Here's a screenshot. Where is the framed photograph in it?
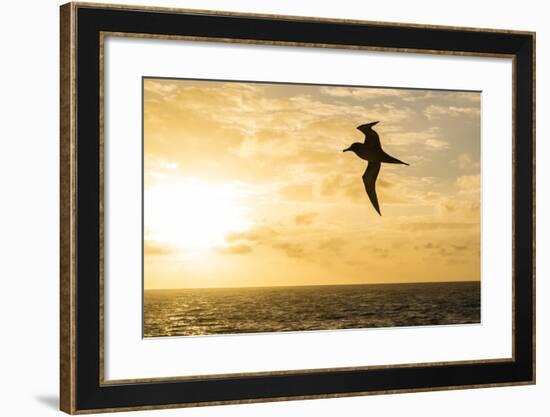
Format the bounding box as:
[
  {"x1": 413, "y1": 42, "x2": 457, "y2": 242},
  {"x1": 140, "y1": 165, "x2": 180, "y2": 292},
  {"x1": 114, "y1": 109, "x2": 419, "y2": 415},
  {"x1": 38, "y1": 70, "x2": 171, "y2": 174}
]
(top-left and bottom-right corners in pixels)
[{"x1": 60, "y1": 2, "x2": 535, "y2": 414}]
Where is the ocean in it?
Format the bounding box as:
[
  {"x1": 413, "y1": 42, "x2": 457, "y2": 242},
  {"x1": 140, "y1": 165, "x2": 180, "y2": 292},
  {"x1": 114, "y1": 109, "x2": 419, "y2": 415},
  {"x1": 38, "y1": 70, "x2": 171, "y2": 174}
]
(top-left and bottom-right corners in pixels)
[{"x1": 143, "y1": 281, "x2": 480, "y2": 337}]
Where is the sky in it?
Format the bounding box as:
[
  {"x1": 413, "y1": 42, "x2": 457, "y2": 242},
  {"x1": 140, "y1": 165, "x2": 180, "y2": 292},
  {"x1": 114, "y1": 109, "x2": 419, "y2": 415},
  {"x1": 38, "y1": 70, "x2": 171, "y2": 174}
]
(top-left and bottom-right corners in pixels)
[{"x1": 143, "y1": 78, "x2": 481, "y2": 290}]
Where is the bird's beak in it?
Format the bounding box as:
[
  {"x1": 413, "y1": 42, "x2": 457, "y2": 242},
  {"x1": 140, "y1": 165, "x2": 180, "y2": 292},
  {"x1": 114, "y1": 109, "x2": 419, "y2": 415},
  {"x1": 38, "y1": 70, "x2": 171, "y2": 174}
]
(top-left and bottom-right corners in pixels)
[{"x1": 342, "y1": 147, "x2": 350, "y2": 152}]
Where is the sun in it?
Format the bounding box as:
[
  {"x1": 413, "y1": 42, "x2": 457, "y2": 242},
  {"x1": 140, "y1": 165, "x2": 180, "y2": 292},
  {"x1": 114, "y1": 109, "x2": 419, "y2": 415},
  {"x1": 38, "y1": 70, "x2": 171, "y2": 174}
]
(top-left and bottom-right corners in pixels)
[{"x1": 145, "y1": 178, "x2": 250, "y2": 251}]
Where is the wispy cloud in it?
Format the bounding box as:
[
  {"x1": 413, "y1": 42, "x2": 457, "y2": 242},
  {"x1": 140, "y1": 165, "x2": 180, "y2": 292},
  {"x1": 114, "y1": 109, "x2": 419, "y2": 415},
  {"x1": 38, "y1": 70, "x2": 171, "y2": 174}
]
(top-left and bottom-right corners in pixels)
[
  {"x1": 144, "y1": 240, "x2": 173, "y2": 256},
  {"x1": 452, "y1": 153, "x2": 480, "y2": 170},
  {"x1": 456, "y1": 175, "x2": 480, "y2": 195},
  {"x1": 425, "y1": 104, "x2": 480, "y2": 120},
  {"x1": 216, "y1": 244, "x2": 253, "y2": 255},
  {"x1": 384, "y1": 126, "x2": 449, "y2": 150},
  {"x1": 319, "y1": 86, "x2": 410, "y2": 100},
  {"x1": 294, "y1": 212, "x2": 318, "y2": 226}
]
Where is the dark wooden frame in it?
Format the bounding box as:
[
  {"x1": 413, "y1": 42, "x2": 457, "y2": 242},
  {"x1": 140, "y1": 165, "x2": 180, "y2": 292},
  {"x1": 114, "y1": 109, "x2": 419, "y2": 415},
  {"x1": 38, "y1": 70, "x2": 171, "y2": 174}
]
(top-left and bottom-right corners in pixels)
[{"x1": 60, "y1": 2, "x2": 535, "y2": 414}]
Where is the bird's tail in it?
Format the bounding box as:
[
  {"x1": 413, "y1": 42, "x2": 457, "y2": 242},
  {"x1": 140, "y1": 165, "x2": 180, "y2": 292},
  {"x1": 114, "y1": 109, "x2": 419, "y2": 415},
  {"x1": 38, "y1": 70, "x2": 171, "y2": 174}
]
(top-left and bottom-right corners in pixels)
[{"x1": 382, "y1": 153, "x2": 409, "y2": 165}]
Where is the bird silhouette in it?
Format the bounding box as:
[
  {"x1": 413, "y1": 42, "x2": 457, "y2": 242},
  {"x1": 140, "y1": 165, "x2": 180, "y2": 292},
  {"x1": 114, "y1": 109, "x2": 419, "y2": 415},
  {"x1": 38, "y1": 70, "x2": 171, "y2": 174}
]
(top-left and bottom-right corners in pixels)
[{"x1": 343, "y1": 121, "x2": 409, "y2": 215}]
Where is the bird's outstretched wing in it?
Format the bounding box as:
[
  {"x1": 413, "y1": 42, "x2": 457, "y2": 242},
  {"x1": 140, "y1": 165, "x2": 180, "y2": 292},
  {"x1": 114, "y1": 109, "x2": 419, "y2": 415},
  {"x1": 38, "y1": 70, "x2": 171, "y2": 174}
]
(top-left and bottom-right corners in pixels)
[
  {"x1": 357, "y1": 121, "x2": 381, "y2": 150},
  {"x1": 362, "y1": 162, "x2": 382, "y2": 215}
]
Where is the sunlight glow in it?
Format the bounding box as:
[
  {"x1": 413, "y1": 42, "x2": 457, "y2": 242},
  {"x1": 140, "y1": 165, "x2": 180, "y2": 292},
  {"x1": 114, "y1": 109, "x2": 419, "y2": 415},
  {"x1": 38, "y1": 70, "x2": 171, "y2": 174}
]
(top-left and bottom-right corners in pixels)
[{"x1": 145, "y1": 178, "x2": 251, "y2": 250}]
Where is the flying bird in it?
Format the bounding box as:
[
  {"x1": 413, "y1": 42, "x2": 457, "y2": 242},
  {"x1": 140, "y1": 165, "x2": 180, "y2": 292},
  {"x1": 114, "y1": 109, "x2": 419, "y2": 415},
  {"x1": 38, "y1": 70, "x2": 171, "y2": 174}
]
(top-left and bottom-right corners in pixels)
[{"x1": 343, "y1": 121, "x2": 409, "y2": 215}]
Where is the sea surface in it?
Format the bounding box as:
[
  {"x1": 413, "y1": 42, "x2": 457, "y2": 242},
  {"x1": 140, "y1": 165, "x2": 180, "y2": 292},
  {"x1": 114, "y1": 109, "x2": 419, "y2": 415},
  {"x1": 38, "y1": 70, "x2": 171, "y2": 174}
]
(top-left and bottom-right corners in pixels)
[{"x1": 143, "y1": 281, "x2": 480, "y2": 337}]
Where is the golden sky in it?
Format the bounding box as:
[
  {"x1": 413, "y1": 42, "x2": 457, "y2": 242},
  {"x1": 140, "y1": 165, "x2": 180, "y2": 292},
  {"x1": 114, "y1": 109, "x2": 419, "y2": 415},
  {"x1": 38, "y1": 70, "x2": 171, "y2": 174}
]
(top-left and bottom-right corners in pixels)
[{"x1": 143, "y1": 78, "x2": 480, "y2": 289}]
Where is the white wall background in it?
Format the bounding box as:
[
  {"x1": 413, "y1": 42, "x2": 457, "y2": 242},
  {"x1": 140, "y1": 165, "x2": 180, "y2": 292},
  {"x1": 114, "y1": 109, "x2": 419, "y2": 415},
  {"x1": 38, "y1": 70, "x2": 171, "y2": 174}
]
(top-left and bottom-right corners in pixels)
[{"x1": 0, "y1": 1, "x2": 545, "y2": 416}]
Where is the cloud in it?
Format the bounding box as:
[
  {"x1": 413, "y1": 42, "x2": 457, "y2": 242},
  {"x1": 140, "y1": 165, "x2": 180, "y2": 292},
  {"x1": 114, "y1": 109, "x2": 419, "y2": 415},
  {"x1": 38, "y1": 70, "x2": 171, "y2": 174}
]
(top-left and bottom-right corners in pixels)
[
  {"x1": 319, "y1": 86, "x2": 455, "y2": 105},
  {"x1": 452, "y1": 153, "x2": 480, "y2": 170},
  {"x1": 224, "y1": 222, "x2": 343, "y2": 261},
  {"x1": 377, "y1": 178, "x2": 395, "y2": 189},
  {"x1": 145, "y1": 80, "x2": 417, "y2": 153},
  {"x1": 278, "y1": 183, "x2": 315, "y2": 201},
  {"x1": 225, "y1": 226, "x2": 275, "y2": 243},
  {"x1": 318, "y1": 238, "x2": 345, "y2": 253},
  {"x1": 384, "y1": 126, "x2": 449, "y2": 150},
  {"x1": 294, "y1": 212, "x2": 318, "y2": 226},
  {"x1": 399, "y1": 222, "x2": 478, "y2": 231},
  {"x1": 414, "y1": 242, "x2": 473, "y2": 253},
  {"x1": 319, "y1": 86, "x2": 409, "y2": 100},
  {"x1": 144, "y1": 240, "x2": 173, "y2": 255},
  {"x1": 144, "y1": 156, "x2": 179, "y2": 175},
  {"x1": 144, "y1": 80, "x2": 178, "y2": 97},
  {"x1": 318, "y1": 172, "x2": 375, "y2": 203},
  {"x1": 225, "y1": 226, "x2": 306, "y2": 258},
  {"x1": 424, "y1": 138, "x2": 450, "y2": 150},
  {"x1": 273, "y1": 241, "x2": 306, "y2": 258},
  {"x1": 216, "y1": 244, "x2": 253, "y2": 255},
  {"x1": 456, "y1": 175, "x2": 480, "y2": 194},
  {"x1": 368, "y1": 245, "x2": 391, "y2": 259},
  {"x1": 425, "y1": 104, "x2": 480, "y2": 120},
  {"x1": 437, "y1": 197, "x2": 480, "y2": 218}
]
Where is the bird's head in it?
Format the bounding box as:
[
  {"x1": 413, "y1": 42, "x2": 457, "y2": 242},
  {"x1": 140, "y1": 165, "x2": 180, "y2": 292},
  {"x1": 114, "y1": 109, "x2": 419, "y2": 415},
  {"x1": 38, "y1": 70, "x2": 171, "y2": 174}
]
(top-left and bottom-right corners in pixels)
[{"x1": 342, "y1": 142, "x2": 362, "y2": 154}]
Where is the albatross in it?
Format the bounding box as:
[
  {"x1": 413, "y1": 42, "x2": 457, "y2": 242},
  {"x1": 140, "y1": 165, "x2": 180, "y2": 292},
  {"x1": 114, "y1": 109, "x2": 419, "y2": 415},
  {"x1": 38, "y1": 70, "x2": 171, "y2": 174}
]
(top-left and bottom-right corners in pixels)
[{"x1": 343, "y1": 121, "x2": 409, "y2": 215}]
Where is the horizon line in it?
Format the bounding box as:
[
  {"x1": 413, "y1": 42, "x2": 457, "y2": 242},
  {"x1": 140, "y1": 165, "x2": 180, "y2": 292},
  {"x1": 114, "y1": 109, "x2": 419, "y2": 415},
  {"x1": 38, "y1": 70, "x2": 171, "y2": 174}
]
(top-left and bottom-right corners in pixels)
[{"x1": 144, "y1": 279, "x2": 480, "y2": 292}]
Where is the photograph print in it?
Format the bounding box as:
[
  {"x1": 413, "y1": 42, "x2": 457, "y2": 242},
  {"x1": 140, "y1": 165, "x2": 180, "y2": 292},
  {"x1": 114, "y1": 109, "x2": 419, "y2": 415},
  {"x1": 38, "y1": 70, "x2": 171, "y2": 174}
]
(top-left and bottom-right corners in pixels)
[{"x1": 143, "y1": 78, "x2": 481, "y2": 338}]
